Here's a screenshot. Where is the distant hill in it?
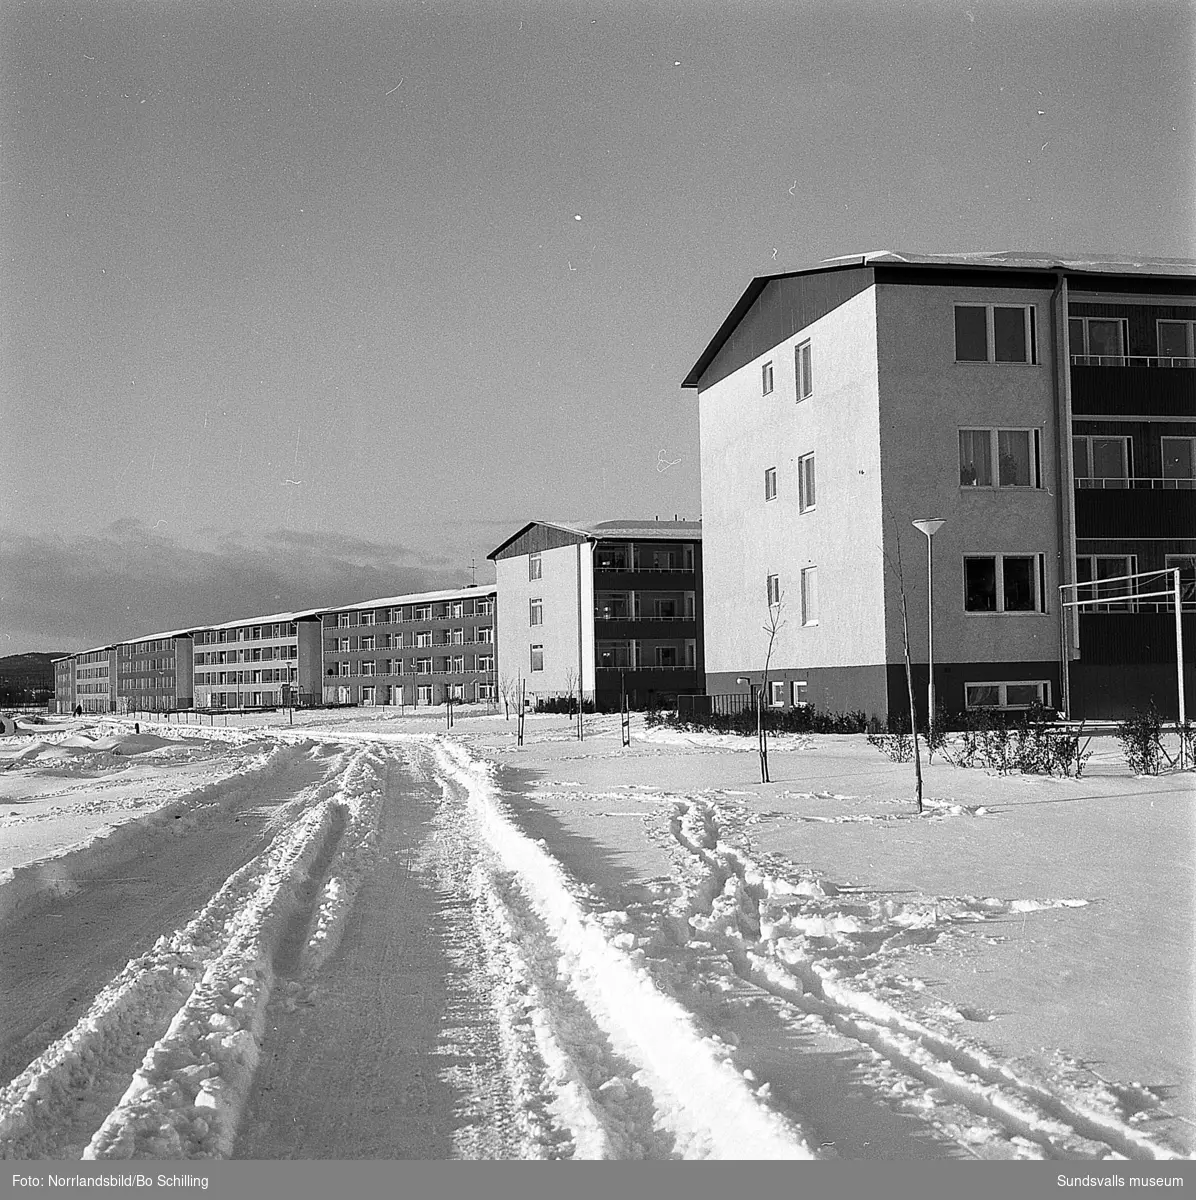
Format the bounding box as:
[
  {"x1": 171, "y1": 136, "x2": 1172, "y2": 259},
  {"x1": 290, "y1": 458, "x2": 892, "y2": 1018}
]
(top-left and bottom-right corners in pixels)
[{"x1": 0, "y1": 652, "x2": 65, "y2": 705}]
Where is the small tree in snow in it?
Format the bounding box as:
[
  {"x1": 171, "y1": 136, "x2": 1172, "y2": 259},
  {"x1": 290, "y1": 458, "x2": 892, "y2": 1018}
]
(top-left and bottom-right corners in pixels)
[
  {"x1": 498, "y1": 673, "x2": 520, "y2": 720},
  {"x1": 758, "y1": 594, "x2": 785, "y2": 784},
  {"x1": 885, "y1": 515, "x2": 924, "y2": 814}
]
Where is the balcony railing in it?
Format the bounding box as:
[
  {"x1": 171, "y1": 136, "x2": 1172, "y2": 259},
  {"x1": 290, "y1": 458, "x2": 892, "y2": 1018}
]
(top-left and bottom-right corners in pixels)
[
  {"x1": 1076, "y1": 476, "x2": 1195, "y2": 490},
  {"x1": 594, "y1": 613, "x2": 694, "y2": 622},
  {"x1": 1071, "y1": 354, "x2": 1196, "y2": 368},
  {"x1": 596, "y1": 663, "x2": 699, "y2": 671}
]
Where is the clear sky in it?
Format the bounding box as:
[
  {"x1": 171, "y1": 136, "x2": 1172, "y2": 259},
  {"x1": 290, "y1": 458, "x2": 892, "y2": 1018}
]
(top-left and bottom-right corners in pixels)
[{"x1": 3, "y1": 0, "x2": 1193, "y2": 653}]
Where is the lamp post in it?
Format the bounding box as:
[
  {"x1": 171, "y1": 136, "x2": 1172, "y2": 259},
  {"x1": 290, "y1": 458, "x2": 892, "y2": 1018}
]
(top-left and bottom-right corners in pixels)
[{"x1": 912, "y1": 519, "x2": 946, "y2": 738}]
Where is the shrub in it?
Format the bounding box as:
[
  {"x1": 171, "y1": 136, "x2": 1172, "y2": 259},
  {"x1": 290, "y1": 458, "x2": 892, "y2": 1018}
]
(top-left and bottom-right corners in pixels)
[
  {"x1": 866, "y1": 729, "x2": 913, "y2": 762},
  {"x1": 653, "y1": 705, "x2": 868, "y2": 737},
  {"x1": 954, "y1": 703, "x2": 1090, "y2": 778},
  {"x1": 1116, "y1": 705, "x2": 1165, "y2": 776}
]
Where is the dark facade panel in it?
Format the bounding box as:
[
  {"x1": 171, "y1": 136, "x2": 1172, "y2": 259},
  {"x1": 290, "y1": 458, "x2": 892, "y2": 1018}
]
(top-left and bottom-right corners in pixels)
[
  {"x1": 1074, "y1": 489, "x2": 1196, "y2": 540},
  {"x1": 872, "y1": 265, "x2": 1057, "y2": 292},
  {"x1": 491, "y1": 523, "x2": 588, "y2": 561},
  {"x1": 1077, "y1": 612, "x2": 1196, "y2": 665},
  {"x1": 1070, "y1": 366, "x2": 1196, "y2": 417},
  {"x1": 1070, "y1": 663, "x2": 1194, "y2": 719},
  {"x1": 696, "y1": 268, "x2": 874, "y2": 392}
]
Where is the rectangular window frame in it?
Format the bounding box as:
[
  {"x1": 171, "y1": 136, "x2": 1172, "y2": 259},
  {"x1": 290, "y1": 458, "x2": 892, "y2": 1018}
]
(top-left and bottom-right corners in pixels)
[
  {"x1": 762, "y1": 360, "x2": 774, "y2": 395},
  {"x1": 963, "y1": 553, "x2": 1048, "y2": 615},
  {"x1": 768, "y1": 680, "x2": 785, "y2": 708},
  {"x1": 1073, "y1": 435, "x2": 1132, "y2": 488},
  {"x1": 530, "y1": 644, "x2": 544, "y2": 672},
  {"x1": 529, "y1": 550, "x2": 543, "y2": 581},
  {"x1": 1157, "y1": 318, "x2": 1196, "y2": 361},
  {"x1": 1070, "y1": 316, "x2": 1128, "y2": 361},
  {"x1": 798, "y1": 452, "x2": 816, "y2": 512},
  {"x1": 964, "y1": 680, "x2": 1051, "y2": 711},
  {"x1": 955, "y1": 303, "x2": 1038, "y2": 364},
  {"x1": 764, "y1": 466, "x2": 778, "y2": 502},
  {"x1": 795, "y1": 340, "x2": 812, "y2": 401},
  {"x1": 800, "y1": 566, "x2": 819, "y2": 626},
  {"x1": 766, "y1": 573, "x2": 781, "y2": 608},
  {"x1": 1161, "y1": 436, "x2": 1196, "y2": 486},
  {"x1": 959, "y1": 427, "x2": 1042, "y2": 489}
]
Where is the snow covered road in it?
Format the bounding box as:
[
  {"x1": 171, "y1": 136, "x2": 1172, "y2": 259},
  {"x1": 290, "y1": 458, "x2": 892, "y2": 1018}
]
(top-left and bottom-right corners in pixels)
[{"x1": 0, "y1": 715, "x2": 1189, "y2": 1161}]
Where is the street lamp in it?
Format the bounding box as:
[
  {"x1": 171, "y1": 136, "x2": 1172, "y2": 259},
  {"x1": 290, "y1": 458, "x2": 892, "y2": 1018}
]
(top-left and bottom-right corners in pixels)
[{"x1": 912, "y1": 518, "x2": 946, "y2": 737}]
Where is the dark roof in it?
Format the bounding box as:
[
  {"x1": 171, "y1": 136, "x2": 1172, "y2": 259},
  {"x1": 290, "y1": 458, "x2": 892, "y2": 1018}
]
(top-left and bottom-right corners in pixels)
[
  {"x1": 682, "y1": 249, "x2": 1196, "y2": 389},
  {"x1": 488, "y1": 519, "x2": 701, "y2": 560}
]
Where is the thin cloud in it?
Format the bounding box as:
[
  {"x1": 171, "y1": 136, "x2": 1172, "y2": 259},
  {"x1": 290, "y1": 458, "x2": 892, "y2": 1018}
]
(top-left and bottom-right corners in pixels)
[{"x1": 0, "y1": 526, "x2": 468, "y2": 653}]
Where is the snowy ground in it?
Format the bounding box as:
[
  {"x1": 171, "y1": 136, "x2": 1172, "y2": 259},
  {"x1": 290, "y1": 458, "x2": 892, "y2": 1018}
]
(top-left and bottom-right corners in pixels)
[{"x1": 0, "y1": 708, "x2": 1191, "y2": 1160}]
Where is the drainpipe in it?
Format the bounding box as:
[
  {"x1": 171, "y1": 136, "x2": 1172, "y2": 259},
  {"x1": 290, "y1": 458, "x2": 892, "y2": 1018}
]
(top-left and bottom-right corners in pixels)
[{"x1": 1052, "y1": 269, "x2": 1079, "y2": 717}]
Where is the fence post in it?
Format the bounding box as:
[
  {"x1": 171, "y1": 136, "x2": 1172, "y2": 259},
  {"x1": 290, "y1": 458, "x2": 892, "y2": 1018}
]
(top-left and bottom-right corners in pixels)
[{"x1": 1176, "y1": 568, "x2": 1187, "y2": 770}]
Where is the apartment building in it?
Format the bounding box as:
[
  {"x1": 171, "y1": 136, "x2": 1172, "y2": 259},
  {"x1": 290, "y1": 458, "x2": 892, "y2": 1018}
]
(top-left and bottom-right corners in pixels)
[
  {"x1": 320, "y1": 586, "x2": 497, "y2": 707},
  {"x1": 488, "y1": 520, "x2": 703, "y2": 710},
  {"x1": 72, "y1": 647, "x2": 118, "y2": 713},
  {"x1": 54, "y1": 656, "x2": 76, "y2": 713},
  {"x1": 684, "y1": 251, "x2": 1195, "y2": 721},
  {"x1": 115, "y1": 631, "x2": 196, "y2": 713},
  {"x1": 192, "y1": 610, "x2": 324, "y2": 710}
]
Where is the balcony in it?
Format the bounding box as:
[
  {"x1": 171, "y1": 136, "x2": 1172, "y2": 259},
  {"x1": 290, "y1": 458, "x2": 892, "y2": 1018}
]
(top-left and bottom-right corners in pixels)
[
  {"x1": 1070, "y1": 363, "x2": 1196, "y2": 418},
  {"x1": 1074, "y1": 484, "x2": 1196, "y2": 539}
]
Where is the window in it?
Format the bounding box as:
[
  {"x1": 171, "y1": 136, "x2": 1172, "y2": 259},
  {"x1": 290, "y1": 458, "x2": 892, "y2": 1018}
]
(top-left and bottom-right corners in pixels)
[
  {"x1": 359, "y1": 611, "x2": 375, "y2": 626},
  {"x1": 655, "y1": 645, "x2": 678, "y2": 667},
  {"x1": 965, "y1": 681, "x2": 1050, "y2": 710},
  {"x1": 389, "y1": 659, "x2": 404, "y2": 675},
  {"x1": 791, "y1": 680, "x2": 809, "y2": 707},
  {"x1": 338, "y1": 613, "x2": 350, "y2": 628},
  {"x1": 955, "y1": 304, "x2": 1037, "y2": 363},
  {"x1": 529, "y1": 551, "x2": 542, "y2": 581},
  {"x1": 959, "y1": 428, "x2": 1042, "y2": 488},
  {"x1": 529, "y1": 598, "x2": 543, "y2": 626},
  {"x1": 764, "y1": 467, "x2": 777, "y2": 501},
  {"x1": 1069, "y1": 316, "x2": 1127, "y2": 360},
  {"x1": 1158, "y1": 319, "x2": 1196, "y2": 361},
  {"x1": 477, "y1": 627, "x2": 494, "y2": 643},
  {"x1": 417, "y1": 685, "x2": 433, "y2": 706},
  {"x1": 359, "y1": 635, "x2": 375, "y2": 651},
  {"x1": 964, "y1": 554, "x2": 1046, "y2": 613},
  {"x1": 451, "y1": 628, "x2": 464, "y2": 644},
  {"x1": 1076, "y1": 555, "x2": 1137, "y2": 611},
  {"x1": 413, "y1": 604, "x2": 432, "y2": 621},
  {"x1": 798, "y1": 453, "x2": 816, "y2": 511},
  {"x1": 450, "y1": 601, "x2": 464, "y2": 618},
  {"x1": 1073, "y1": 436, "x2": 1131, "y2": 488},
  {"x1": 800, "y1": 567, "x2": 819, "y2": 625},
  {"x1": 360, "y1": 661, "x2": 376, "y2": 676},
  {"x1": 338, "y1": 662, "x2": 351, "y2": 677},
  {"x1": 449, "y1": 655, "x2": 465, "y2": 673},
  {"x1": 477, "y1": 654, "x2": 494, "y2": 673},
  {"x1": 361, "y1": 686, "x2": 376, "y2": 705},
  {"x1": 530, "y1": 645, "x2": 544, "y2": 672},
  {"x1": 769, "y1": 680, "x2": 785, "y2": 707},
  {"x1": 415, "y1": 630, "x2": 432, "y2": 647},
  {"x1": 766, "y1": 573, "x2": 781, "y2": 608},
  {"x1": 597, "y1": 641, "x2": 633, "y2": 668},
  {"x1": 416, "y1": 658, "x2": 432, "y2": 675},
  {"x1": 762, "y1": 361, "x2": 774, "y2": 394},
  {"x1": 1161, "y1": 437, "x2": 1195, "y2": 487},
  {"x1": 795, "y1": 340, "x2": 813, "y2": 401}
]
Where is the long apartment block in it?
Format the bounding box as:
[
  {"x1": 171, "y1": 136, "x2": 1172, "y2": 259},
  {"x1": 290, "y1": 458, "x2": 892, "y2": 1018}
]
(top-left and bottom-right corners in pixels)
[
  {"x1": 684, "y1": 251, "x2": 1195, "y2": 722},
  {"x1": 51, "y1": 586, "x2": 498, "y2": 714},
  {"x1": 320, "y1": 587, "x2": 497, "y2": 707}
]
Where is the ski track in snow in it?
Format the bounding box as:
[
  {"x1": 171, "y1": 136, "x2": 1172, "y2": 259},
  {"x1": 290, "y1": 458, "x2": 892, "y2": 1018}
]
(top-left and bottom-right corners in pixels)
[{"x1": 0, "y1": 721, "x2": 1187, "y2": 1161}]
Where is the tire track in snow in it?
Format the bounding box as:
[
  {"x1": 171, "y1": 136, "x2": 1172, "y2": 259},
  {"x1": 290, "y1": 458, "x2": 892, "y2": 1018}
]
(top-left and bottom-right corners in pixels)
[
  {"x1": 429, "y1": 739, "x2": 818, "y2": 1160},
  {"x1": 667, "y1": 796, "x2": 1184, "y2": 1162},
  {"x1": 0, "y1": 747, "x2": 371, "y2": 1160}
]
